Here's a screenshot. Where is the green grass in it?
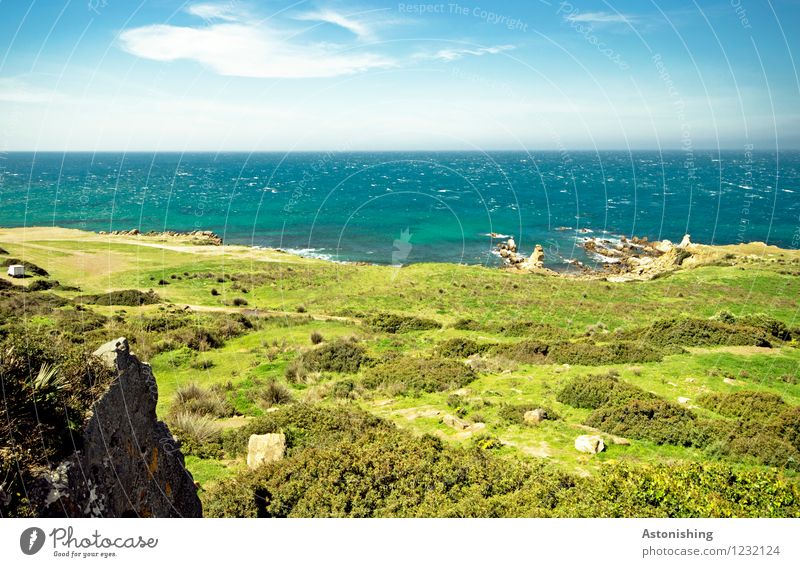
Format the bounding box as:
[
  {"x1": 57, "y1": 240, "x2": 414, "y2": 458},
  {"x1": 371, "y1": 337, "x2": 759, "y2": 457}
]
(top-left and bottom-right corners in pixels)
[{"x1": 3, "y1": 228, "x2": 799, "y2": 488}]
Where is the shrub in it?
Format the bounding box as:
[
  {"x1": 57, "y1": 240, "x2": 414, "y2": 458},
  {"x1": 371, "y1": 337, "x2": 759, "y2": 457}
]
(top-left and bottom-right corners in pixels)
[
  {"x1": 492, "y1": 340, "x2": 550, "y2": 364},
  {"x1": 205, "y1": 404, "x2": 800, "y2": 518},
  {"x1": 170, "y1": 382, "x2": 233, "y2": 418},
  {"x1": 557, "y1": 373, "x2": 656, "y2": 410},
  {"x1": 231, "y1": 297, "x2": 248, "y2": 307},
  {"x1": 0, "y1": 329, "x2": 115, "y2": 515},
  {"x1": 167, "y1": 411, "x2": 223, "y2": 458},
  {"x1": 300, "y1": 339, "x2": 369, "y2": 374},
  {"x1": 494, "y1": 321, "x2": 565, "y2": 340},
  {"x1": 26, "y1": 279, "x2": 58, "y2": 292},
  {"x1": 727, "y1": 432, "x2": 800, "y2": 469},
  {"x1": 253, "y1": 380, "x2": 294, "y2": 408},
  {"x1": 365, "y1": 312, "x2": 441, "y2": 333},
  {"x1": 171, "y1": 326, "x2": 224, "y2": 351},
  {"x1": 285, "y1": 358, "x2": 309, "y2": 384},
  {"x1": 768, "y1": 406, "x2": 800, "y2": 452},
  {"x1": 697, "y1": 390, "x2": 787, "y2": 420},
  {"x1": 190, "y1": 358, "x2": 215, "y2": 370},
  {"x1": 310, "y1": 331, "x2": 324, "y2": 344},
  {"x1": 585, "y1": 399, "x2": 699, "y2": 446},
  {"x1": 547, "y1": 341, "x2": 664, "y2": 365},
  {"x1": 210, "y1": 288, "x2": 219, "y2": 296},
  {"x1": 362, "y1": 356, "x2": 476, "y2": 394},
  {"x1": 452, "y1": 318, "x2": 482, "y2": 331},
  {"x1": 622, "y1": 317, "x2": 772, "y2": 347},
  {"x1": 157, "y1": 279, "x2": 170, "y2": 286},
  {"x1": 330, "y1": 379, "x2": 356, "y2": 399},
  {"x1": 437, "y1": 337, "x2": 489, "y2": 358}
]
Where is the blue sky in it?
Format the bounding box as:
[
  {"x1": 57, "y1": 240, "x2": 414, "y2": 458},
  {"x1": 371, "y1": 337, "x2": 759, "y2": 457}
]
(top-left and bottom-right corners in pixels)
[{"x1": 0, "y1": 0, "x2": 798, "y2": 150}]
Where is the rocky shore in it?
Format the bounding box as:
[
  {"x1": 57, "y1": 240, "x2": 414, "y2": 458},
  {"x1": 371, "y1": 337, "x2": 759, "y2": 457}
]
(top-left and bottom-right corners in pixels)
[
  {"x1": 494, "y1": 233, "x2": 730, "y2": 281},
  {"x1": 98, "y1": 228, "x2": 223, "y2": 246}
]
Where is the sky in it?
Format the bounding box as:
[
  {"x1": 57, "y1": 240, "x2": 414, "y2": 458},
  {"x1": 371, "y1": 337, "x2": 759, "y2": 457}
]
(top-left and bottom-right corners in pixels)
[{"x1": 0, "y1": 0, "x2": 798, "y2": 151}]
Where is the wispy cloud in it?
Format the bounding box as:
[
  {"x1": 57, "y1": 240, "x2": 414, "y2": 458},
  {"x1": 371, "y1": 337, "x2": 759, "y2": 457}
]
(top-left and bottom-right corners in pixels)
[
  {"x1": 186, "y1": 3, "x2": 243, "y2": 22},
  {"x1": 425, "y1": 45, "x2": 515, "y2": 63},
  {"x1": 119, "y1": 4, "x2": 392, "y2": 78},
  {"x1": 294, "y1": 9, "x2": 375, "y2": 41},
  {"x1": 0, "y1": 77, "x2": 60, "y2": 103},
  {"x1": 564, "y1": 11, "x2": 636, "y2": 25}
]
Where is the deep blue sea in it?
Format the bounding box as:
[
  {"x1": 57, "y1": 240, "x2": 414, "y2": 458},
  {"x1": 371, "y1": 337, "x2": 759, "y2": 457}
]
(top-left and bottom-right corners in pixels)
[{"x1": 1, "y1": 151, "x2": 798, "y2": 269}]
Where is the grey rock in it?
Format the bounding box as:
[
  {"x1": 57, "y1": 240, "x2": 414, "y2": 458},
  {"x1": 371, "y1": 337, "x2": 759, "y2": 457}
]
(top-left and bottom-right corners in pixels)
[{"x1": 31, "y1": 337, "x2": 202, "y2": 517}]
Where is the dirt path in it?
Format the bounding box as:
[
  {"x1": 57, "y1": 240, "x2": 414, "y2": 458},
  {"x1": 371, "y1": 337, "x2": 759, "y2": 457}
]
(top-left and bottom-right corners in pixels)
[{"x1": 183, "y1": 303, "x2": 359, "y2": 324}]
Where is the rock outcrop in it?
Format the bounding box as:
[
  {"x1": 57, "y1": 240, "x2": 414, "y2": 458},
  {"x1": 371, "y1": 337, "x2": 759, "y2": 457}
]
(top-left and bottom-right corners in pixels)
[{"x1": 29, "y1": 338, "x2": 202, "y2": 517}]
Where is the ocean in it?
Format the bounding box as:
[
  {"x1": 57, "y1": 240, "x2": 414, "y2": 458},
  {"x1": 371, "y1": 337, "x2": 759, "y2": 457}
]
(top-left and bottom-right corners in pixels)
[{"x1": 1, "y1": 151, "x2": 798, "y2": 269}]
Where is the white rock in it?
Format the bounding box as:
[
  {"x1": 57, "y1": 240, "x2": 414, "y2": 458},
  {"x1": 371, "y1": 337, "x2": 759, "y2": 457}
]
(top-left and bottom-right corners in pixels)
[
  {"x1": 574, "y1": 435, "x2": 605, "y2": 454},
  {"x1": 678, "y1": 397, "x2": 690, "y2": 404},
  {"x1": 523, "y1": 409, "x2": 547, "y2": 425},
  {"x1": 247, "y1": 433, "x2": 286, "y2": 469}
]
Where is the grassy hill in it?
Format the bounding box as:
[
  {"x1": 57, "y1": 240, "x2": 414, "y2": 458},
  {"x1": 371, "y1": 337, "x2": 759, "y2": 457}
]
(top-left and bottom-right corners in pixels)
[{"x1": 2, "y1": 226, "x2": 799, "y2": 517}]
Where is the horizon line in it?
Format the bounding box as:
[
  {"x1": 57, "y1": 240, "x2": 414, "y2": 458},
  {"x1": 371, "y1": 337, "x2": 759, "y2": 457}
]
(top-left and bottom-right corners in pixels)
[{"x1": 3, "y1": 148, "x2": 799, "y2": 154}]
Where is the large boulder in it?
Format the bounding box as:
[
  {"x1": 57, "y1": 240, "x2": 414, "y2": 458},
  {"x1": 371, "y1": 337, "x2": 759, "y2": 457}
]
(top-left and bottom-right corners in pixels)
[
  {"x1": 247, "y1": 433, "x2": 287, "y2": 469},
  {"x1": 523, "y1": 408, "x2": 547, "y2": 425},
  {"x1": 574, "y1": 435, "x2": 605, "y2": 454},
  {"x1": 29, "y1": 338, "x2": 202, "y2": 517}
]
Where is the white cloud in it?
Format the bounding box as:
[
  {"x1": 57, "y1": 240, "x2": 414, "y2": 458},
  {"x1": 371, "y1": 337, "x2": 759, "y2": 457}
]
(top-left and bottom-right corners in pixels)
[
  {"x1": 425, "y1": 45, "x2": 515, "y2": 63},
  {"x1": 294, "y1": 9, "x2": 375, "y2": 41},
  {"x1": 186, "y1": 3, "x2": 243, "y2": 22},
  {"x1": 119, "y1": 20, "x2": 393, "y2": 79},
  {"x1": 565, "y1": 11, "x2": 636, "y2": 25}
]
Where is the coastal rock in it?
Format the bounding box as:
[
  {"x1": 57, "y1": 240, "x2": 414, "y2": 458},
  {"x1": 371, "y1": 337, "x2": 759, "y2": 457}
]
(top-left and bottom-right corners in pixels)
[
  {"x1": 574, "y1": 435, "x2": 605, "y2": 454},
  {"x1": 29, "y1": 337, "x2": 202, "y2": 518},
  {"x1": 247, "y1": 433, "x2": 287, "y2": 469},
  {"x1": 678, "y1": 234, "x2": 692, "y2": 248},
  {"x1": 530, "y1": 244, "x2": 545, "y2": 269}
]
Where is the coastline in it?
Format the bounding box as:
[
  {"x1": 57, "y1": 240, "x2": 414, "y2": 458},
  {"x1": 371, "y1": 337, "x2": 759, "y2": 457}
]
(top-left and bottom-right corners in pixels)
[{"x1": 2, "y1": 225, "x2": 799, "y2": 283}]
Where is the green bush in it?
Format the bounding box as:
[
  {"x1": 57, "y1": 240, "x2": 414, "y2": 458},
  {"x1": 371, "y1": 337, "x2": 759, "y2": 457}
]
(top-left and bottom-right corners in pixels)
[
  {"x1": 436, "y1": 337, "x2": 490, "y2": 358},
  {"x1": 365, "y1": 312, "x2": 441, "y2": 333},
  {"x1": 584, "y1": 399, "x2": 700, "y2": 446},
  {"x1": 452, "y1": 318, "x2": 482, "y2": 331},
  {"x1": 698, "y1": 390, "x2": 788, "y2": 420},
  {"x1": 362, "y1": 356, "x2": 476, "y2": 394},
  {"x1": 492, "y1": 340, "x2": 550, "y2": 364},
  {"x1": 300, "y1": 339, "x2": 369, "y2": 373},
  {"x1": 557, "y1": 373, "x2": 656, "y2": 409},
  {"x1": 622, "y1": 317, "x2": 772, "y2": 347},
  {"x1": 547, "y1": 341, "x2": 664, "y2": 365},
  {"x1": 768, "y1": 406, "x2": 800, "y2": 452},
  {"x1": 205, "y1": 403, "x2": 800, "y2": 518},
  {"x1": 0, "y1": 329, "x2": 115, "y2": 516},
  {"x1": 252, "y1": 380, "x2": 294, "y2": 408},
  {"x1": 494, "y1": 321, "x2": 565, "y2": 340},
  {"x1": 75, "y1": 289, "x2": 160, "y2": 306}
]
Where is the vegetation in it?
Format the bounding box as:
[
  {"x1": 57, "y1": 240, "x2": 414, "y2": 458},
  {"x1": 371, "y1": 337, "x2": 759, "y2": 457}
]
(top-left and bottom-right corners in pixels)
[{"x1": 3, "y1": 228, "x2": 800, "y2": 518}]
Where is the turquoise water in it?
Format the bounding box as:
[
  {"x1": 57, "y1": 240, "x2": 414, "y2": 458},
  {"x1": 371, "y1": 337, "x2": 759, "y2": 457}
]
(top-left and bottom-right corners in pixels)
[{"x1": 1, "y1": 151, "x2": 798, "y2": 268}]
